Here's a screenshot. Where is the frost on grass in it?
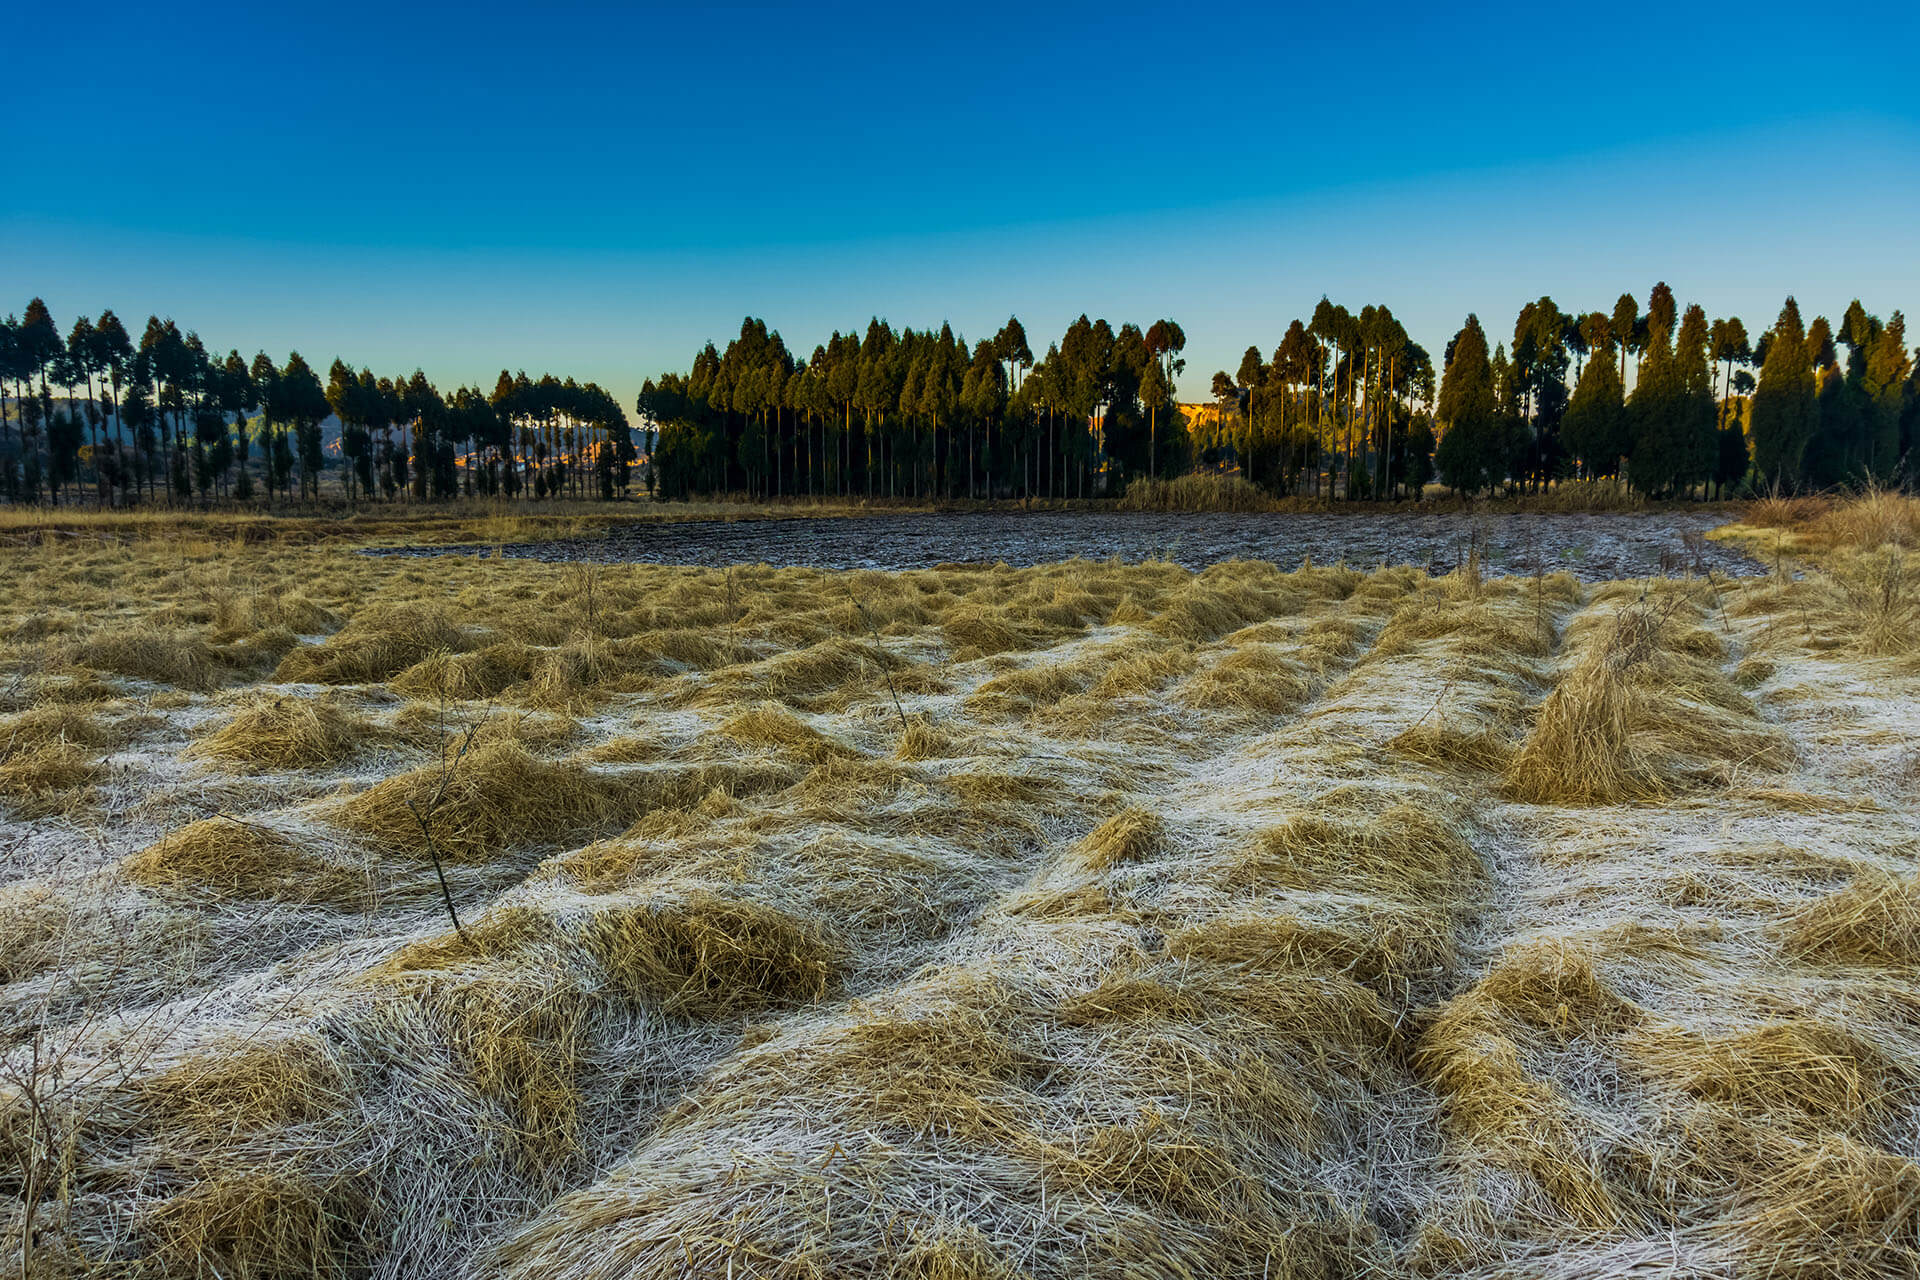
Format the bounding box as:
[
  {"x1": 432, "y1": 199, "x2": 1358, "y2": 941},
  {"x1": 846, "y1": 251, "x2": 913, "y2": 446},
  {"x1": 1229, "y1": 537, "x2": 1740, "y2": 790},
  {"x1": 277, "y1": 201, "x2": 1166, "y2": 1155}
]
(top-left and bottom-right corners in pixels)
[{"x1": 2, "y1": 503, "x2": 1918, "y2": 1278}]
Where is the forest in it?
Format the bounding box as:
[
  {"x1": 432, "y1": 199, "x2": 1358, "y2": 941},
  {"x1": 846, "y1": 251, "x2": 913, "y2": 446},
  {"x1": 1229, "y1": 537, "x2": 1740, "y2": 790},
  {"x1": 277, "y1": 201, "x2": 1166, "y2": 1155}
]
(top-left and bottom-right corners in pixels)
[{"x1": 1, "y1": 288, "x2": 1914, "y2": 508}]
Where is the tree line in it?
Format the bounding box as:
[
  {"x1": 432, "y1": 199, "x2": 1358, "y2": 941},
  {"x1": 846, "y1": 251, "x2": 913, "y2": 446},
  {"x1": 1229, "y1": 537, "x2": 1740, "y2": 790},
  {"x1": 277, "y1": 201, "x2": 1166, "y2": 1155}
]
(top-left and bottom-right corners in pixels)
[
  {"x1": 644, "y1": 290, "x2": 1915, "y2": 503},
  {"x1": 0, "y1": 299, "x2": 634, "y2": 506},
  {"x1": 1430, "y1": 287, "x2": 1916, "y2": 497},
  {"x1": 5, "y1": 288, "x2": 1913, "y2": 508},
  {"x1": 638, "y1": 316, "x2": 1191, "y2": 501}
]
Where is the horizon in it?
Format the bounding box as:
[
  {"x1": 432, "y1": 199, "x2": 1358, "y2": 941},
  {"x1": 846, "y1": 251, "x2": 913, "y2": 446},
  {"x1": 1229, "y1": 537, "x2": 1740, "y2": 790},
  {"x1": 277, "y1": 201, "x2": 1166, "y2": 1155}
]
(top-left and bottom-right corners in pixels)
[{"x1": 6, "y1": 2, "x2": 1919, "y2": 413}]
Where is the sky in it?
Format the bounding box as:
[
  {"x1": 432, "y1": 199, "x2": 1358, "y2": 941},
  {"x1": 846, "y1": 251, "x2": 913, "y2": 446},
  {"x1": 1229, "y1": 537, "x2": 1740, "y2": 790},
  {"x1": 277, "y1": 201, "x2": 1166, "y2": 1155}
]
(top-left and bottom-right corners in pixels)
[{"x1": 6, "y1": 0, "x2": 1919, "y2": 412}]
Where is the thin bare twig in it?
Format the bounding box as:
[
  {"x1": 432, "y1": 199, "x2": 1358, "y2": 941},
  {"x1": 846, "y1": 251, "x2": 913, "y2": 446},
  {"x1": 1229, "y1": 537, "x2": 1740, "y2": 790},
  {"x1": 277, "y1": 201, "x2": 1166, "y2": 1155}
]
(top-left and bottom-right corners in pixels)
[{"x1": 847, "y1": 586, "x2": 909, "y2": 731}]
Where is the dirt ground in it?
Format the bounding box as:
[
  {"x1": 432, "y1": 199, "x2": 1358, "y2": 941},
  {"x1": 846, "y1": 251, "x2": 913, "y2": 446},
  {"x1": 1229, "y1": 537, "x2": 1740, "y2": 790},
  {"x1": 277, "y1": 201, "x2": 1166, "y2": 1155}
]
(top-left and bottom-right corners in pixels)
[{"x1": 380, "y1": 510, "x2": 1764, "y2": 580}]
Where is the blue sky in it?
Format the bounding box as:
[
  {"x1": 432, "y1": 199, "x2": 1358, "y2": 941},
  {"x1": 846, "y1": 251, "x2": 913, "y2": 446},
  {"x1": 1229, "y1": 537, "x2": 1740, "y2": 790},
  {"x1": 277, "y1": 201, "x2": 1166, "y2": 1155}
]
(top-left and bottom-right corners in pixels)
[{"x1": 6, "y1": 1, "x2": 1918, "y2": 410}]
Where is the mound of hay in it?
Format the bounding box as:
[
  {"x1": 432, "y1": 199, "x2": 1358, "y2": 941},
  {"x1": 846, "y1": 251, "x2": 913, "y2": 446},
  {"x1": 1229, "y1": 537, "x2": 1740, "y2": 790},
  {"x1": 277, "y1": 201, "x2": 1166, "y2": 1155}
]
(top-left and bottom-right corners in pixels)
[
  {"x1": 1233, "y1": 803, "x2": 1481, "y2": 903},
  {"x1": 1072, "y1": 807, "x2": 1165, "y2": 870},
  {"x1": 941, "y1": 604, "x2": 1038, "y2": 657},
  {"x1": 1387, "y1": 716, "x2": 1516, "y2": 773},
  {"x1": 1626, "y1": 1018, "x2": 1885, "y2": 1124},
  {"x1": 123, "y1": 817, "x2": 364, "y2": 905},
  {"x1": 1507, "y1": 599, "x2": 1792, "y2": 804},
  {"x1": 1784, "y1": 869, "x2": 1920, "y2": 965},
  {"x1": 187, "y1": 694, "x2": 376, "y2": 772},
  {"x1": 73, "y1": 628, "x2": 226, "y2": 690},
  {"x1": 582, "y1": 891, "x2": 841, "y2": 1015},
  {"x1": 275, "y1": 603, "x2": 482, "y2": 684},
  {"x1": 699, "y1": 637, "x2": 907, "y2": 707},
  {"x1": 0, "y1": 741, "x2": 100, "y2": 817},
  {"x1": 717, "y1": 704, "x2": 856, "y2": 763},
  {"x1": 1167, "y1": 908, "x2": 1457, "y2": 995},
  {"x1": 1176, "y1": 644, "x2": 1313, "y2": 715},
  {"x1": 966, "y1": 662, "x2": 1091, "y2": 716},
  {"x1": 1728, "y1": 1133, "x2": 1920, "y2": 1279},
  {"x1": 893, "y1": 718, "x2": 957, "y2": 761},
  {"x1": 0, "y1": 704, "x2": 114, "y2": 752},
  {"x1": 330, "y1": 741, "x2": 641, "y2": 860},
  {"x1": 391, "y1": 642, "x2": 541, "y2": 701}
]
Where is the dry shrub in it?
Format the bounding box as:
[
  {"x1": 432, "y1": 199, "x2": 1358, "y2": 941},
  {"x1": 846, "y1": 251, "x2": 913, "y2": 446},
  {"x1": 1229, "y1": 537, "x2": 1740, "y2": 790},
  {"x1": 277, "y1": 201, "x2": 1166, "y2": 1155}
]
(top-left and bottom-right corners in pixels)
[
  {"x1": 1808, "y1": 488, "x2": 1920, "y2": 550},
  {"x1": 1745, "y1": 492, "x2": 1832, "y2": 530},
  {"x1": 330, "y1": 740, "x2": 641, "y2": 860},
  {"x1": 187, "y1": 693, "x2": 377, "y2": 771},
  {"x1": 582, "y1": 891, "x2": 840, "y2": 1015},
  {"x1": 275, "y1": 603, "x2": 481, "y2": 683},
  {"x1": 1784, "y1": 869, "x2": 1920, "y2": 965},
  {"x1": 1072, "y1": 806, "x2": 1164, "y2": 870},
  {"x1": 123, "y1": 817, "x2": 364, "y2": 905}
]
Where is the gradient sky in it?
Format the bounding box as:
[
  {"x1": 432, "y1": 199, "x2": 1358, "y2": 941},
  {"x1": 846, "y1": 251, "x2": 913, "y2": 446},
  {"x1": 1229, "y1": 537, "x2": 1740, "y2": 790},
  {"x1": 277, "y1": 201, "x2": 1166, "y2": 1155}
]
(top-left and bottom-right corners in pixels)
[{"x1": 7, "y1": 1, "x2": 1918, "y2": 411}]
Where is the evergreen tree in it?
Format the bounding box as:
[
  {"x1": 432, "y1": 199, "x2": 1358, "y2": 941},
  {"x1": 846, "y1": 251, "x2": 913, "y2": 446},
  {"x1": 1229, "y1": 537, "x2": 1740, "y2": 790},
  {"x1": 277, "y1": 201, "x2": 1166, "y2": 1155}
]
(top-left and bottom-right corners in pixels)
[
  {"x1": 1434, "y1": 315, "x2": 1502, "y2": 495},
  {"x1": 1561, "y1": 320, "x2": 1628, "y2": 478},
  {"x1": 1749, "y1": 298, "x2": 1818, "y2": 489}
]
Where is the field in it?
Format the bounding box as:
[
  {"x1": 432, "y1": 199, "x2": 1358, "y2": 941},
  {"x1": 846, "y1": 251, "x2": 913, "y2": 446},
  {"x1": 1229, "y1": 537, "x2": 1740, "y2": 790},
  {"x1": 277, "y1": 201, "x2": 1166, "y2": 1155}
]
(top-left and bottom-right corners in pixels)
[{"x1": 2, "y1": 498, "x2": 1918, "y2": 1278}]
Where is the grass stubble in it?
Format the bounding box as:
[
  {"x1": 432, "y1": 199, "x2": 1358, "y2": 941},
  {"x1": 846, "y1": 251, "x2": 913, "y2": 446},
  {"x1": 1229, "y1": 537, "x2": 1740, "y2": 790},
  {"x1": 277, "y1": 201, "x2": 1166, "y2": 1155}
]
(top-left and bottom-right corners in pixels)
[{"x1": 0, "y1": 494, "x2": 1915, "y2": 1277}]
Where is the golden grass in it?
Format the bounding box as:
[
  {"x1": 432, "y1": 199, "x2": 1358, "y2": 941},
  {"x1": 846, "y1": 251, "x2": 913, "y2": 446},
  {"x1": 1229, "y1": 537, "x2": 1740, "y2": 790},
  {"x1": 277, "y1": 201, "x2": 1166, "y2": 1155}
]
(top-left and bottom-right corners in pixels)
[
  {"x1": 275, "y1": 602, "x2": 480, "y2": 683},
  {"x1": 1506, "y1": 592, "x2": 1793, "y2": 803},
  {"x1": 329, "y1": 740, "x2": 641, "y2": 860},
  {"x1": 5, "y1": 501, "x2": 1920, "y2": 1279},
  {"x1": 186, "y1": 692, "x2": 379, "y2": 771},
  {"x1": 1117, "y1": 472, "x2": 1280, "y2": 512},
  {"x1": 122, "y1": 817, "x2": 365, "y2": 905},
  {"x1": 581, "y1": 891, "x2": 841, "y2": 1014},
  {"x1": 1070, "y1": 806, "x2": 1165, "y2": 870}
]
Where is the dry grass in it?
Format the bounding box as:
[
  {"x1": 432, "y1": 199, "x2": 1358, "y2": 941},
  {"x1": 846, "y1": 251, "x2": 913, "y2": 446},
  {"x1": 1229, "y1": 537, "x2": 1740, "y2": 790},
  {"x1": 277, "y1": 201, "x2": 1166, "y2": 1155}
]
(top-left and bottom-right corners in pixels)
[
  {"x1": 187, "y1": 692, "x2": 381, "y2": 771},
  {"x1": 4, "y1": 496, "x2": 1919, "y2": 1280},
  {"x1": 122, "y1": 817, "x2": 366, "y2": 905},
  {"x1": 1506, "y1": 590, "x2": 1792, "y2": 803},
  {"x1": 1117, "y1": 472, "x2": 1281, "y2": 512},
  {"x1": 329, "y1": 740, "x2": 642, "y2": 860}
]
